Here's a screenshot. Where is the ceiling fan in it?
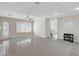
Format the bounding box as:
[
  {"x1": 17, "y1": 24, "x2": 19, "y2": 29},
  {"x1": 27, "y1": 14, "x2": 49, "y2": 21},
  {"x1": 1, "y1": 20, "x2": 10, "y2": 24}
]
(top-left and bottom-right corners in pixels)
[{"x1": 25, "y1": 15, "x2": 33, "y2": 21}]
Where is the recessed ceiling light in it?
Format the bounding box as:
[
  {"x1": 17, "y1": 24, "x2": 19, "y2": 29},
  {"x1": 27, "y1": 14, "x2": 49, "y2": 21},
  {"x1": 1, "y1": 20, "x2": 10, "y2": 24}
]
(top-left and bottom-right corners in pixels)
[
  {"x1": 53, "y1": 13, "x2": 59, "y2": 15},
  {"x1": 74, "y1": 7, "x2": 79, "y2": 10}
]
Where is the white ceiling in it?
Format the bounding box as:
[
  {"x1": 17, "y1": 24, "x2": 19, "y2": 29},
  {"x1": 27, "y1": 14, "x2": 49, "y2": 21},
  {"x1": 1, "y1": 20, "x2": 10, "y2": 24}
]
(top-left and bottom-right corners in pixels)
[{"x1": 0, "y1": 2, "x2": 79, "y2": 19}]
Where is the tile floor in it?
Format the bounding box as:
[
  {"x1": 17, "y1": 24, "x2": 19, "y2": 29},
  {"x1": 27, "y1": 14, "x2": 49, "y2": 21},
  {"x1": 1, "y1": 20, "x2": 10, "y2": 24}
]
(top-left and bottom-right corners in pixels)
[{"x1": 0, "y1": 36, "x2": 79, "y2": 56}]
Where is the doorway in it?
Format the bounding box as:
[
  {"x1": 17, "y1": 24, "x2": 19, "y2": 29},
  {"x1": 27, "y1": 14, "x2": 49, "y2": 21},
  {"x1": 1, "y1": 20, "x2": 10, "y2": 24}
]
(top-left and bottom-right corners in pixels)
[
  {"x1": 46, "y1": 18, "x2": 57, "y2": 40},
  {"x1": 3, "y1": 22, "x2": 9, "y2": 38}
]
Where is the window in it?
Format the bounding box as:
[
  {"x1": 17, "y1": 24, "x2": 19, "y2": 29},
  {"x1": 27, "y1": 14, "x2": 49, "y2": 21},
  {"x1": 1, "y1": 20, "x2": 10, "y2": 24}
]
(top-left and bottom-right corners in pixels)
[
  {"x1": 3, "y1": 22, "x2": 9, "y2": 38},
  {"x1": 16, "y1": 21, "x2": 32, "y2": 33},
  {"x1": 16, "y1": 22, "x2": 21, "y2": 32}
]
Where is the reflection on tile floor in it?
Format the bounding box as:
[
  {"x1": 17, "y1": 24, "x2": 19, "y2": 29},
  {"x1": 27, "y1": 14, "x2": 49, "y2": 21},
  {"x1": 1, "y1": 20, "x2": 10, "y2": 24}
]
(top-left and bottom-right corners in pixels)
[{"x1": 0, "y1": 36, "x2": 79, "y2": 56}]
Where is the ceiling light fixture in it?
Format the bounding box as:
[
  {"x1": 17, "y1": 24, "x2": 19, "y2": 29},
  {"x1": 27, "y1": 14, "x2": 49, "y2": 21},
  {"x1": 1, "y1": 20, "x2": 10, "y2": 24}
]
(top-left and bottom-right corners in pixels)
[
  {"x1": 53, "y1": 13, "x2": 59, "y2": 15},
  {"x1": 24, "y1": 15, "x2": 33, "y2": 21},
  {"x1": 25, "y1": 15, "x2": 30, "y2": 20},
  {"x1": 74, "y1": 7, "x2": 79, "y2": 10}
]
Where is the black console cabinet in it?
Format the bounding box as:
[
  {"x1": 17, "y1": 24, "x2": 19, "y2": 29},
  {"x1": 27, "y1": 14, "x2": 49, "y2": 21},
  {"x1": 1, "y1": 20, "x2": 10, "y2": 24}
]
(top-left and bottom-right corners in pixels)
[{"x1": 64, "y1": 33, "x2": 74, "y2": 42}]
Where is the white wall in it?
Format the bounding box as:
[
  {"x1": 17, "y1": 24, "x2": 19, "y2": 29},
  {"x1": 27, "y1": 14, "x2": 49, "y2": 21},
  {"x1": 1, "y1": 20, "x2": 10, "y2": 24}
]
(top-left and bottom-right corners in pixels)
[
  {"x1": 58, "y1": 14, "x2": 79, "y2": 42},
  {"x1": 34, "y1": 17, "x2": 46, "y2": 38},
  {"x1": 46, "y1": 18, "x2": 51, "y2": 37},
  {"x1": 34, "y1": 17, "x2": 58, "y2": 39},
  {"x1": 46, "y1": 18, "x2": 58, "y2": 39}
]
